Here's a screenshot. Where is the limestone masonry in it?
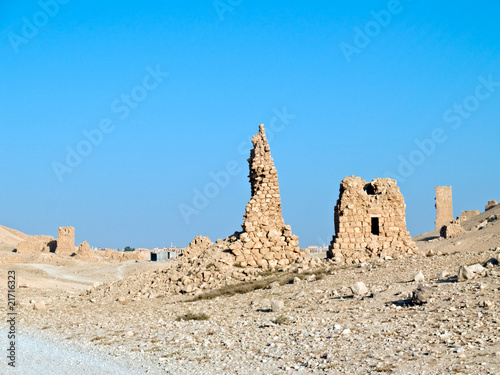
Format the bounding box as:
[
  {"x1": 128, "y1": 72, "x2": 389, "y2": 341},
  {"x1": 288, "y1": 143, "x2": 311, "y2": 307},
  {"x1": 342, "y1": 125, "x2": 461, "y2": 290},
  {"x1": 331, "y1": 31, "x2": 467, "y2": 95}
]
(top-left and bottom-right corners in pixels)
[
  {"x1": 435, "y1": 186, "x2": 454, "y2": 231},
  {"x1": 327, "y1": 176, "x2": 416, "y2": 264},
  {"x1": 55, "y1": 226, "x2": 75, "y2": 255},
  {"x1": 226, "y1": 124, "x2": 302, "y2": 268}
]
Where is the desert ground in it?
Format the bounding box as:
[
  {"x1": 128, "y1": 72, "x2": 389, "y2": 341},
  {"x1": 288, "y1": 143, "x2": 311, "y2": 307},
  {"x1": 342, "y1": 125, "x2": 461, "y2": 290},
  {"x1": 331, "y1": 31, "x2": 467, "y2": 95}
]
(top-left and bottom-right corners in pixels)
[{"x1": 0, "y1": 204, "x2": 499, "y2": 374}]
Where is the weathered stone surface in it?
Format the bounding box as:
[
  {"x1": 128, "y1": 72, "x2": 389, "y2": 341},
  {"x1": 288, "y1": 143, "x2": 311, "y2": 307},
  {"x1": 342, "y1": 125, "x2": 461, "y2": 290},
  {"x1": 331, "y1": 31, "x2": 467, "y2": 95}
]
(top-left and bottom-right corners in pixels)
[
  {"x1": 184, "y1": 236, "x2": 213, "y2": 257},
  {"x1": 440, "y1": 221, "x2": 465, "y2": 238},
  {"x1": 227, "y1": 124, "x2": 303, "y2": 268},
  {"x1": 351, "y1": 281, "x2": 369, "y2": 296},
  {"x1": 411, "y1": 285, "x2": 432, "y2": 305},
  {"x1": 435, "y1": 186, "x2": 454, "y2": 231},
  {"x1": 16, "y1": 237, "x2": 56, "y2": 254},
  {"x1": 457, "y1": 265, "x2": 475, "y2": 281},
  {"x1": 327, "y1": 176, "x2": 416, "y2": 264},
  {"x1": 55, "y1": 226, "x2": 75, "y2": 255}
]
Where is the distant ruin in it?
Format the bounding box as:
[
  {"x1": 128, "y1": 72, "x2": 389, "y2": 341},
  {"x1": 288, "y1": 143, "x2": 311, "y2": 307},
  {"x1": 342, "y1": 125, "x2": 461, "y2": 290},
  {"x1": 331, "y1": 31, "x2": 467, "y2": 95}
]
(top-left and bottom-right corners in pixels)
[
  {"x1": 327, "y1": 176, "x2": 416, "y2": 264},
  {"x1": 55, "y1": 226, "x2": 75, "y2": 255},
  {"x1": 227, "y1": 124, "x2": 302, "y2": 268},
  {"x1": 435, "y1": 186, "x2": 454, "y2": 231},
  {"x1": 485, "y1": 200, "x2": 498, "y2": 211}
]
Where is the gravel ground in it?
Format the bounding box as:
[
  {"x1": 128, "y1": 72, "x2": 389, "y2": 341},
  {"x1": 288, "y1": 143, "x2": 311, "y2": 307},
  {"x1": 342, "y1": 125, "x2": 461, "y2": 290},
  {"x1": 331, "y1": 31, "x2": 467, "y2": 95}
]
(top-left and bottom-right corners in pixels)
[
  {"x1": 2, "y1": 247, "x2": 498, "y2": 375},
  {"x1": 0, "y1": 329, "x2": 164, "y2": 374}
]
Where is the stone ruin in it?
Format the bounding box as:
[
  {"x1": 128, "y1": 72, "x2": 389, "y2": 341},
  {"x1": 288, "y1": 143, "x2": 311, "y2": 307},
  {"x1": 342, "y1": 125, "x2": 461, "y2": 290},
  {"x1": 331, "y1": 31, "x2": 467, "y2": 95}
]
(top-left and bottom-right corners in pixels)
[
  {"x1": 15, "y1": 236, "x2": 56, "y2": 254},
  {"x1": 440, "y1": 221, "x2": 465, "y2": 238},
  {"x1": 225, "y1": 124, "x2": 303, "y2": 268},
  {"x1": 457, "y1": 210, "x2": 480, "y2": 223},
  {"x1": 485, "y1": 200, "x2": 498, "y2": 211},
  {"x1": 55, "y1": 226, "x2": 75, "y2": 255},
  {"x1": 183, "y1": 236, "x2": 213, "y2": 258},
  {"x1": 435, "y1": 186, "x2": 454, "y2": 231},
  {"x1": 327, "y1": 176, "x2": 416, "y2": 264}
]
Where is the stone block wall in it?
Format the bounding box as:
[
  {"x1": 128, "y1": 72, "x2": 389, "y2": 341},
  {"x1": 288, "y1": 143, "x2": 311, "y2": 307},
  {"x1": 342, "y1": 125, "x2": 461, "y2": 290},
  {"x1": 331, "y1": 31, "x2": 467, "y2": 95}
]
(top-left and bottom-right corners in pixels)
[{"x1": 327, "y1": 176, "x2": 416, "y2": 264}]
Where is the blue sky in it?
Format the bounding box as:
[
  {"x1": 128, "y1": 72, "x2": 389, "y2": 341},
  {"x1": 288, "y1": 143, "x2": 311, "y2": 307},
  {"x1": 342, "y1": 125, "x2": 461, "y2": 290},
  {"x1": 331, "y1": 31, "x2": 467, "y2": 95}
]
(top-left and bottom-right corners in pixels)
[{"x1": 1, "y1": 1, "x2": 499, "y2": 249}]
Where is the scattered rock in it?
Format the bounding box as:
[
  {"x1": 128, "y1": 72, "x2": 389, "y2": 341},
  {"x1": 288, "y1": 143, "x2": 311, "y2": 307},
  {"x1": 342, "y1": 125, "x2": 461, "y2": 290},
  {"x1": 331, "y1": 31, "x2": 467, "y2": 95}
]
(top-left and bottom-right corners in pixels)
[
  {"x1": 33, "y1": 301, "x2": 46, "y2": 311},
  {"x1": 411, "y1": 285, "x2": 432, "y2": 305},
  {"x1": 457, "y1": 265, "x2": 475, "y2": 281},
  {"x1": 437, "y1": 271, "x2": 449, "y2": 279},
  {"x1": 468, "y1": 264, "x2": 485, "y2": 274},
  {"x1": 271, "y1": 300, "x2": 284, "y2": 312},
  {"x1": 414, "y1": 271, "x2": 425, "y2": 283},
  {"x1": 483, "y1": 258, "x2": 499, "y2": 268},
  {"x1": 351, "y1": 281, "x2": 369, "y2": 296},
  {"x1": 481, "y1": 300, "x2": 494, "y2": 308}
]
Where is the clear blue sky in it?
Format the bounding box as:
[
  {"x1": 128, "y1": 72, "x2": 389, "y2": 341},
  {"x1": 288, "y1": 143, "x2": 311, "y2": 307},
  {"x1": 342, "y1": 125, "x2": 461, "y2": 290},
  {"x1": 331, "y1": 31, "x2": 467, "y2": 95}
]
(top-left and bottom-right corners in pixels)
[{"x1": 1, "y1": 1, "x2": 499, "y2": 249}]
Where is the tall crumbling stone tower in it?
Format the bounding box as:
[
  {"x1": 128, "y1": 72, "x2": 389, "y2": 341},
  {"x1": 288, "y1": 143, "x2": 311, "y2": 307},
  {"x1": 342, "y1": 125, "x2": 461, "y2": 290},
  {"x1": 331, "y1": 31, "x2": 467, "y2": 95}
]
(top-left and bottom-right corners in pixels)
[
  {"x1": 327, "y1": 176, "x2": 416, "y2": 264},
  {"x1": 55, "y1": 226, "x2": 75, "y2": 255},
  {"x1": 435, "y1": 186, "x2": 454, "y2": 231},
  {"x1": 228, "y1": 124, "x2": 302, "y2": 268}
]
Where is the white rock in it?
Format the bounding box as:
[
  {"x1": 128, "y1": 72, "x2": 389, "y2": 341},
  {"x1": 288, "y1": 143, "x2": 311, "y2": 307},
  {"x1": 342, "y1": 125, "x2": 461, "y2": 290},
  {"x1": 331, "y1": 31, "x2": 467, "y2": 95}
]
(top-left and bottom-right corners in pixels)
[
  {"x1": 351, "y1": 281, "x2": 369, "y2": 296},
  {"x1": 414, "y1": 271, "x2": 425, "y2": 283},
  {"x1": 468, "y1": 264, "x2": 485, "y2": 273},
  {"x1": 271, "y1": 300, "x2": 284, "y2": 312},
  {"x1": 437, "y1": 271, "x2": 449, "y2": 279},
  {"x1": 457, "y1": 265, "x2": 475, "y2": 281}
]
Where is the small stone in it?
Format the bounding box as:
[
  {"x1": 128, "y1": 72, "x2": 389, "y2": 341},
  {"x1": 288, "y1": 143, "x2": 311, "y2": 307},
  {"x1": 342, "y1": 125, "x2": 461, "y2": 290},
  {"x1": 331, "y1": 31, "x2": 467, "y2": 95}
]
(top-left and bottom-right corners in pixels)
[
  {"x1": 457, "y1": 265, "x2": 474, "y2": 281},
  {"x1": 271, "y1": 299, "x2": 284, "y2": 312},
  {"x1": 484, "y1": 258, "x2": 499, "y2": 268},
  {"x1": 482, "y1": 300, "x2": 493, "y2": 308},
  {"x1": 351, "y1": 281, "x2": 369, "y2": 296},
  {"x1": 293, "y1": 277, "x2": 301, "y2": 284},
  {"x1": 305, "y1": 274, "x2": 316, "y2": 282},
  {"x1": 411, "y1": 285, "x2": 432, "y2": 305},
  {"x1": 468, "y1": 264, "x2": 485, "y2": 274},
  {"x1": 124, "y1": 331, "x2": 134, "y2": 337},
  {"x1": 33, "y1": 301, "x2": 45, "y2": 311},
  {"x1": 341, "y1": 328, "x2": 351, "y2": 335},
  {"x1": 269, "y1": 281, "x2": 280, "y2": 289},
  {"x1": 437, "y1": 271, "x2": 449, "y2": 279},
  {"x1": 414, "y1": 271, "x2": 425, "y2": 283}
]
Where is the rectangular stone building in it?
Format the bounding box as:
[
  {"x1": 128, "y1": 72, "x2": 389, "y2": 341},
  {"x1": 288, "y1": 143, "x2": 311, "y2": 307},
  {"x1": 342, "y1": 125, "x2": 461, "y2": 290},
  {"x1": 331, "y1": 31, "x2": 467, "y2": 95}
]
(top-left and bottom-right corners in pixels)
[{"x1": 327, "y1": 176, "x2": 416, "y2": 264}]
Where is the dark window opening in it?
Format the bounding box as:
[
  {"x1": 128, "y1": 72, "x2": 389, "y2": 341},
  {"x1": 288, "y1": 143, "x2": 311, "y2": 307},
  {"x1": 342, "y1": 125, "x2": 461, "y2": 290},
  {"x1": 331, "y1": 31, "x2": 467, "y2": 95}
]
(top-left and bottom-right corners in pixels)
[
  {"x1": 364, "y1": 184, "x2": 376, "y2": 195},
  {"x1": 371, "y1": 217, "x2": 380, "y2": 235}
]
